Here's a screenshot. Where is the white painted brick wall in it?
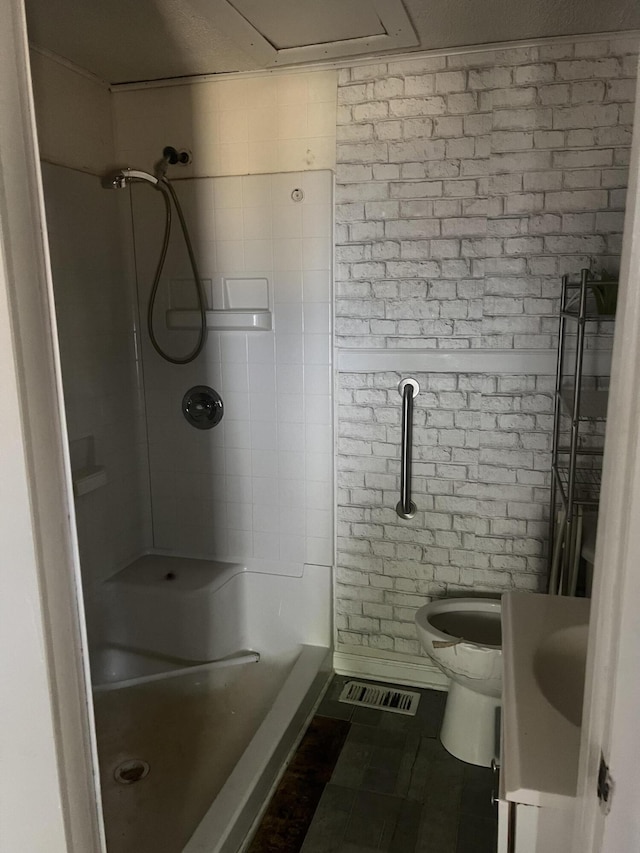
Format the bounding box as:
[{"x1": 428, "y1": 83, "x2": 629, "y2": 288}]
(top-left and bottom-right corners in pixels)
[
  {"x1": 336, "y1": 371, "x2": 556, "y2": 654},
  {"x1": 336, "y1": 36, "x2": 637, "y2": 351},
  {"x1": 334, "y1": 37, "x2": 638, "y2": 659}
]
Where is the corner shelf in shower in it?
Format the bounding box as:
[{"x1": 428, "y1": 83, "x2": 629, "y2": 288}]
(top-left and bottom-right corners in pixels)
[
  {"x1": 166, "y1": 309, "x2": 272, "y2": 332},
  {"x1": 72, "y1": 465, "x2": 107, "y2": 497}
]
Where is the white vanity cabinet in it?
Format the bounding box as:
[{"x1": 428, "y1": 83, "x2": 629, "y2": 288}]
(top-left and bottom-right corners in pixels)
[
  {"x1": 496, "y1": 727, "x2": 574, "y2": 853},
  {"x1": 497, "y1": 797, "x2": 573, "y2": 853},
  {"x1": 496, "y1": 734, "x2": 574, "y2": 853},
  {"x1": 499, "y1": 592, "x2": 590, "y2": 853}
]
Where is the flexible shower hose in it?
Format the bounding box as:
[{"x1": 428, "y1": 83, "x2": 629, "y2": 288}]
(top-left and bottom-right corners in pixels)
[{"x1": 146, "y1": 179, "x2": 207, "y2": 364}]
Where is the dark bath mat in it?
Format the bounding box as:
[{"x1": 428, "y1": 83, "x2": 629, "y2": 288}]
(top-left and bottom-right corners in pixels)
[{"x1": 246, "y1": 715, "x2": 350, "y2": 853}]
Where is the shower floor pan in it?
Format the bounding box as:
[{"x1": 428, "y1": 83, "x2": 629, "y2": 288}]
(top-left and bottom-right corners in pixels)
[
  {"x1": 94, "y1": 644, "x2": 330, "y2": 853},
  {"x1": 91, "y1": 555, "x2": 332, "y2": 853}
]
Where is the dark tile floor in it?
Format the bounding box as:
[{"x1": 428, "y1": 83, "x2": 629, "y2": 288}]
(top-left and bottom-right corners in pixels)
[
  {"x1": 253, "y1": 676, "x2": 498, "y2": 853},
  {"x1": 248, "y1": 716, "x2": 350, "y2": 853}
]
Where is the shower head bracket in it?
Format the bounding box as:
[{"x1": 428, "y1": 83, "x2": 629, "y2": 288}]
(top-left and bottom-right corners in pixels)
[
  {"x1": 102, "y1": 168, "x2": 160, "y2": 189},
  {"x1": 163, "y1": 146, "x2": 191, "y2": 166},
  {"x1": 163, "y1": 146, "x2": 180, "y2": 165}
]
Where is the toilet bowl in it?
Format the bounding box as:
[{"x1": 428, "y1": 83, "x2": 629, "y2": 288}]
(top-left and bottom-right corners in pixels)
[{"x1": 415, "y1": 597, "x2": 502, "y2": 767}]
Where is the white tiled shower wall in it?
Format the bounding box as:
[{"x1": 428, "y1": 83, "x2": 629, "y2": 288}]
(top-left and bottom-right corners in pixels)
[
  {"x1": 129, "y1": 171, "x2": 334, "y2": 568},
  {"x1": 42, "y1": 165, "x2": 153, "y2": 588},
  {"x1": 33, "y1": 56, "x2": 153, "y2": 617},
  {"x1": 333, "y1": 37, "x2": 638, "y2": 659},
  {"x1": 33, "y1": 57, "x2": 338, "y2": 608},
  {"x1": 112, "y1": 70, "x2": 339, "y2": 571}
]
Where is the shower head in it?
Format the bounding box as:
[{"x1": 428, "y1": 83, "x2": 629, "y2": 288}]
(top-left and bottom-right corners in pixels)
[{"x1": 102, "y1": 168, "x2": 160, "y2": 189}]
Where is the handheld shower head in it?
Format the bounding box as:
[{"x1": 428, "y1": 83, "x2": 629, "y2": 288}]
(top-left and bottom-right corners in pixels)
[
  {"x1": 100, "y1": 160, "x2": 207, "y2": 364},
  {"x1": 102, "y1": 168, "x2": 160, "y2": 189}
]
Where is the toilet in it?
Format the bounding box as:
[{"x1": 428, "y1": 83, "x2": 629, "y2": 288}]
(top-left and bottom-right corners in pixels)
[{"x1": 415, "y1": 597, "x2": 502, "y2": 767}]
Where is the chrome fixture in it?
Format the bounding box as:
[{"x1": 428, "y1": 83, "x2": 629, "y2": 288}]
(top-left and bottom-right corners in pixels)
[
  {"x1": 103, "y1": 168, "x2": 159, "y2": 190},
  {"x1": 396, "y1": 377, "x2": 419, "y2": 519},
  {"x1": 161, "y1": 145, "x2": 191, "y2": 166},
  {"x1": 102, "y1": 156, "x2": 207, "y2": 365},
  {"x1": 153, "y1": 146, "x2": 191, "y2": 180},
  {"x1": 182, "y1": 386, "x2": 223, "y2": 430}
]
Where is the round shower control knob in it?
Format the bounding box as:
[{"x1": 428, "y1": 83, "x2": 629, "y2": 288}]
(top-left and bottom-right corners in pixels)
[{"x1": 182, "y1": 386, "x2": 223, "y2": 429}]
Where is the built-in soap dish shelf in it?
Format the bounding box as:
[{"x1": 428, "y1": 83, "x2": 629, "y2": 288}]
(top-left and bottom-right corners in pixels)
[
  {"x1": 167, "y1": 276, "x2": 272, "y2": 331},
  {"x1": 166, "y1": 309, "x2": 272, "y2": 332},
  {"x1": 69, "y1": 435, "x2": 106, "y2": 497},
  {"x1": 72, "y1": 466, "x2": 107, "y2": 497}
]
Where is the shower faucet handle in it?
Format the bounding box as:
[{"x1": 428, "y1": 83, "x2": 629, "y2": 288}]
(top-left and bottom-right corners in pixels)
[{"x1": 182, "y1": 386, "x2": 224, "y2": 430}]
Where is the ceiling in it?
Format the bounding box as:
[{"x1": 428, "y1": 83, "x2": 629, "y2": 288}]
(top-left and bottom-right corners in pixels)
[{"x1": 27, "y1": 0, "x2": 640, "y2": 85}]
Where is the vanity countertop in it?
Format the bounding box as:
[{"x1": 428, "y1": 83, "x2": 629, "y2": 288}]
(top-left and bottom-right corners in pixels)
[{"x1": 502, "y1": 592, "x2": 590, "y2": 809}]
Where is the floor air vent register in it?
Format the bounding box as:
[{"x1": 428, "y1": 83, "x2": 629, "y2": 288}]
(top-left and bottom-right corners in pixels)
[{"x1": 338, "y1": 680, "x2": 420, "y2": 716}]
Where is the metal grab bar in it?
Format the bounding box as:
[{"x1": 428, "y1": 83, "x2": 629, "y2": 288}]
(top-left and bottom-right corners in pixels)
[{"x1": 396, "y1": 378, "x2": 419, "y2": 519}]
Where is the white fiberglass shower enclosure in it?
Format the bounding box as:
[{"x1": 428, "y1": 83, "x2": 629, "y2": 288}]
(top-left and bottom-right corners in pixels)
[{"x1": 33, "y1": 54, "x2": 335, "y2": 851}]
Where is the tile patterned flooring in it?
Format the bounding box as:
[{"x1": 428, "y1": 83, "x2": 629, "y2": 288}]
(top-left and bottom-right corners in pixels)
[{"x1": 251, "y1": 676, "x2": 498, "y2": 853}]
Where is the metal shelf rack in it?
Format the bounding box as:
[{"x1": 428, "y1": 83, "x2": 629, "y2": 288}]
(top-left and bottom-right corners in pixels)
[{"x1": 548, "y1": 269, "x2": 615, "y2": 596}]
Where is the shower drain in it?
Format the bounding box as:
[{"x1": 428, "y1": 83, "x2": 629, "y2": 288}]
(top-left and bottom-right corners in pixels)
[{"x1": 114, "y1": 759, "x2": 150, "y2": 785}]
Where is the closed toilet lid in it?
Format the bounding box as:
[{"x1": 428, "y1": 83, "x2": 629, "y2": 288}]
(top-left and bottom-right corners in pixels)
[{"x1": 430, "y1": 611, "x2": 502, "y2": 647}]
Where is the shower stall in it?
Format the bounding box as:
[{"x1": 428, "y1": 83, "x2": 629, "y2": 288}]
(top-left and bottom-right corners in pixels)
[{"x1": 36, "y1": 83, "x2": 335, "y2": 851}]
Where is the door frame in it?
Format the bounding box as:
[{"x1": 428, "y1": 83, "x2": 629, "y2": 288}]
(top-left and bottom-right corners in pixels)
[
  {"x1": 572, "y1": 59, "x2": 640, "y2": 853},
  {"x1": 2, "y1": 1, "x2": 640, "y2": 849},
  {"x1": 0, "y1": 1, "x2": 104, "y2": 850}
]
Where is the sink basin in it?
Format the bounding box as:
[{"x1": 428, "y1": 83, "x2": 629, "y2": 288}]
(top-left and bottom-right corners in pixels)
[
  {"x1": 502, "y1": 592, "x2": 590, "y2": 808},
  {"x1": 533, "y1": 624, "x2": 589, "y2": 727}
]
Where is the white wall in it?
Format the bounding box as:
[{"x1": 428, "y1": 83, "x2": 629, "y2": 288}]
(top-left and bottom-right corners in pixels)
[
  {"x1": 1, "y1": 6, "x2": 103, "y2": 848},
  {"x1": 42, "y1": 164, "x2": 153, "y2": 589},
  {"x1": 112, "y1": 69, "x2": 337, "y2": 177},
  {"x1": 29, "y1": 48, "x2": 115, "y2": 174},
  {"x1": 0, "y1": 170, "x2": 71, "y2": 853}
]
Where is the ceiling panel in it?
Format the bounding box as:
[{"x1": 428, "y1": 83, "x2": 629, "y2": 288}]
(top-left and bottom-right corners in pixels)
[
  {"x1": 25, "y1": 0, "x2": 640, "y2": 85},
  {"x1": 228, "y1": 0, "x2": 386, "y2": 49},
  {"x1": 202, "y1": 0, "x2": 418, "y2": 67}
]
